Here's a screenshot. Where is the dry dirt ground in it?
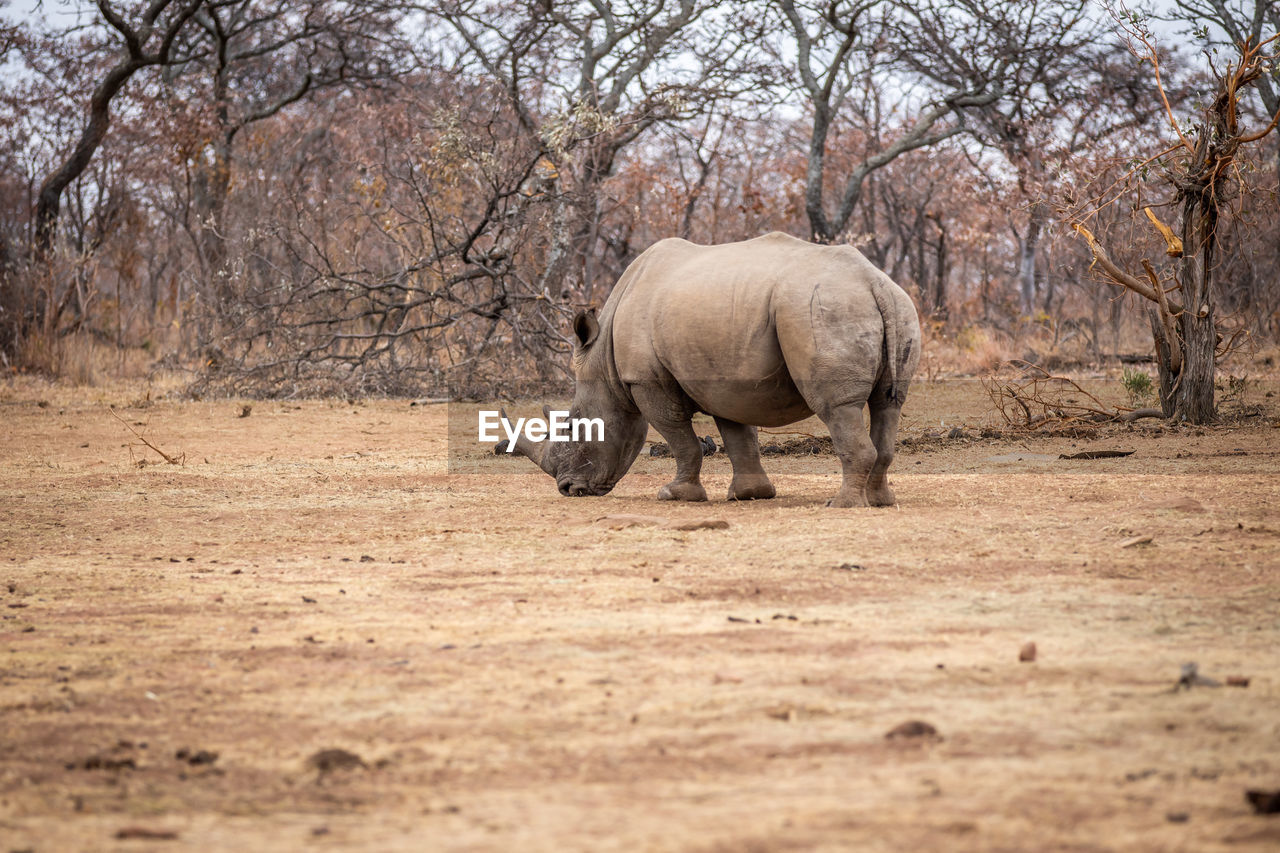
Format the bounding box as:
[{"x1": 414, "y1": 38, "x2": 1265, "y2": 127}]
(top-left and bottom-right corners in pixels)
[{"x1": 2, "y1": 376, "x2": 1279, "y2": 852}]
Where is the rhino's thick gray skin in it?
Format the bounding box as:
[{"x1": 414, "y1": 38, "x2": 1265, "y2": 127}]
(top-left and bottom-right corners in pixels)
[{"x1": 509, "y1": 232, "x2": 922, "y2": 507}]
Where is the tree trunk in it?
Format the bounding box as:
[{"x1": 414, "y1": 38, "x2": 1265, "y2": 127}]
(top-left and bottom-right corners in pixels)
[
  {"x1": 1174, "y1": 302, "x2": 1216, "y2": 421},
  {"x1": 1109, "y1": 294, "x2": 1123, "y2": 355},
  {"x1": 1017, "y1": 204, "x2": 1045, "y2": 316},
  {"x1": 929, "y1": 212, "x2": 948, "y2": 322},
  {"x1": 980, "y1": 237, "x2": 991, "y2": 323},
  {"x1": 1041, "y1": 266, "x2": 1055, "y2": 316},
  {"x1": 1148, "y1": 308, "x2": 1176, "y2": 417},
  {"x1": 1089, "y1": 287, "x2": 1102, "y2": 362},
  {"x1": 191, "y1": 136, "x2": 233, "y2": 302},
  {"x1": 804, "y1": 102, "x2": 835, "y2": 243},
  {"x1": 34, "y1": 60, "x2": 143, "y2": 257},
  {"x1": 1170, "y1": 186, "x2": 1217, "y2": 422}
]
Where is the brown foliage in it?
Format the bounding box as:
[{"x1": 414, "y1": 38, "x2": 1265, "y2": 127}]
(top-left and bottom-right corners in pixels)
[{"x1": 0, "y1": 2, "x2": 1276, "y2": 394}]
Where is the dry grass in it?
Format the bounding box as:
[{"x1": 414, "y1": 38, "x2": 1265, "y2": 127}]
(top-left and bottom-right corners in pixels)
[{"x1": 13, "y1": 332, "x2": 166, "y2": 387}]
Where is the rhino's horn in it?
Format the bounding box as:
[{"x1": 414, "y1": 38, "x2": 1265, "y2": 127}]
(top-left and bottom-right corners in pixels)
[{"x1": 501, "y1": 407, "x2": 555, "y2": 477}]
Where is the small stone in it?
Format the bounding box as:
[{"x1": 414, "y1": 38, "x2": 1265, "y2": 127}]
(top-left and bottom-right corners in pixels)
[
  {"x1": 115, "y1": 827, "x2": 178, "y2": 840},
  {"x1": 885, "y1": 720, "x2": 940, "y2": 740},
  {"x1": 1177, "y1": 662, "x2": 1221, "y2": 689},
  {"x1": 175, "y1": 748, "x2": 218, "y2": 766},
  {"x1": 1019, "y1": 642, "x2": 1037, "y2": 662},
  {"x1": 1246, "y1": 788, "x2": 1280, "y2": 814},
  {"x1": 307, "y1": 748, "x2": 366, "y2": 774}
]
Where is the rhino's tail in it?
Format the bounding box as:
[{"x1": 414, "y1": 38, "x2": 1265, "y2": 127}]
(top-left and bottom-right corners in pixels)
[{"x1": 870, "y1": 276, "x2": 916, "y2": 406}]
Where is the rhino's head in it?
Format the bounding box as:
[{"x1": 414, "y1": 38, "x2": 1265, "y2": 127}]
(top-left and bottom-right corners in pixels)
[{"x1": 507, "y1": 310, "x2": 647, "y2": 497}]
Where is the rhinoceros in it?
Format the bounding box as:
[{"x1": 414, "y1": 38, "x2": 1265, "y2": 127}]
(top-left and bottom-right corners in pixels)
[{"x1": 505, "y1": 232, "x2": 921, "y2": 507}]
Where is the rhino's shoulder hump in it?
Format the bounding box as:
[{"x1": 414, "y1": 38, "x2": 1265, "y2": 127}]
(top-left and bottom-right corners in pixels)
[{"x1": 645, "y1": 236, "x2": 697, "y2": 254}]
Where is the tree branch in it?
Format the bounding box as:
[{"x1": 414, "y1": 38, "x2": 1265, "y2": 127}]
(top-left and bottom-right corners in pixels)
[{"x1": 1072, "y1": 223, "x2": 1184, "y2": 314}]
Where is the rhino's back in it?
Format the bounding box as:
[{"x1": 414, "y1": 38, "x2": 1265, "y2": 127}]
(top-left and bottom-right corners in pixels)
[
  {"x1": 626, "y1": 232, "x2": 885, "y2": 289},
  {"x1": 607, "y1": 233, "x2": 899, "y2": 422}
]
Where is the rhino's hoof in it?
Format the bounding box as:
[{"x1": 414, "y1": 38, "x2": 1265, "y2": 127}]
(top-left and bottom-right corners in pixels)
[
  {"x1": 826, "y1": 492, "x2": 868, "y2": 508},
  {"x1": 727, "y1": 480, "x2": 776, "y2": 501},
  {"x1": 658, "y1": 482, "x2": 708, "y2": 502},
  {"x1": 867, "y1": 486, "x2": 897, "y2": 507}
]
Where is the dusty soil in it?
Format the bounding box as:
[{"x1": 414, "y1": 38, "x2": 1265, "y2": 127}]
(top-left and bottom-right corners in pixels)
[{"x1": 2, "y1": 377, "x2": 1279, "y2": 852}]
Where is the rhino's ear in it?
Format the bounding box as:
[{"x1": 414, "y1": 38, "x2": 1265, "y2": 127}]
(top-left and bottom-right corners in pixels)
[{"x1": 572, "y1": 310, "x2": 599, "y2": 349}]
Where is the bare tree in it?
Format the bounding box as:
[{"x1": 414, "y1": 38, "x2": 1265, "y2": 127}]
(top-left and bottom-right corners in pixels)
[
  {"x1": 162, "y1": 1, "x2": 406, "y2": 311},
  {"x1": 1162, "y1": 0, "x2": 1280, "y2": 173},
  {"x1": 32, "y1": 1, "x2": 205, "y2": 258},
  {"x1": 1074, "y1": 18, "x2": 1280, "y2": 422},
  {"x1": 1, "y1": 1, "x2": 207, "y2": 350},
  {"x1": 966, "y1": 36, "x2": 1170, "y2": 316},
  {"x1": 778, "y1": 0, "x2": 1095, "y2": 246},
  {"x1": 184, "y1": 72, "x2": 575, "y2": 398},
  {"x1": 432, "y1": 1, "x2": 767, "y2": 305}
]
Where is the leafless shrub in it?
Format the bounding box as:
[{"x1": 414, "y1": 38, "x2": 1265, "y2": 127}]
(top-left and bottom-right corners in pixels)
[
  {"x1": 185, "y1": 81, "x2": 577, "y2": 399},
  {"x1": 982, "y1": 359, "x2": 1161, "y2": 429}
]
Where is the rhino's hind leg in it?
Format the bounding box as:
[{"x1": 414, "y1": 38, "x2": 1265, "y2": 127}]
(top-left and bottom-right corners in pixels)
[
  {"x1": 820, "y1": 402, "x2": 877, "y2": 508},
  {"x1": 866, "y1": 396, "x2": 902, "y2": 506},
  {"x1": 714, "y1": 417, "x2": 776, "y2": 501}
]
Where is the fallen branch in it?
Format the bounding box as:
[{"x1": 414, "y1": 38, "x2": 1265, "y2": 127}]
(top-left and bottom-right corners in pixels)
[
  {"x1": 1060, "y1": 449, "x2": 1135, "y2": 459},
  {"x1": 758, "y1": 427, "x2": 825, "y2": 439},
  {"x1": 108, "y1": 407, "x2": 185, "y2": 465},
  {"x1": 1120, "y1": 407, "x2": 1164, "y2": 423}
]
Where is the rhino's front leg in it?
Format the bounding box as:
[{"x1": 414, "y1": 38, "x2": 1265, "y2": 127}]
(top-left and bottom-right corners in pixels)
[
  {"x1": 713, "y1": 416, "x2": 775, "y2": 501},
  {"x1": 653, "y1": 423, "x2": 708, "y2": 501},
  {"x1": 820, "y1": 402, "x2": 877, "y2": 508},
  {"x1": 632, "y1": 385, "x2": 707, "y2": 502}
]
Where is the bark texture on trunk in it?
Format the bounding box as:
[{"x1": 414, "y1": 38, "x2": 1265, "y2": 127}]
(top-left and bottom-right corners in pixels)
[
  {"x1": 1148, "y1": 309, "x2": 1176, "y2": 417},
  {"x1": 1171, "y1": 189, "x2": 1217, "y2": 422}
]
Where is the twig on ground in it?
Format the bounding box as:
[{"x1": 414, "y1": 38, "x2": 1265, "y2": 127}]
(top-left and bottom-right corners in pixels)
[
  {"x1": 108, "y1": 407, "x2": 185, "y2": 465},
  {"x1": 758, "y1": 428, "x2": 825, "y2": 439}
]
